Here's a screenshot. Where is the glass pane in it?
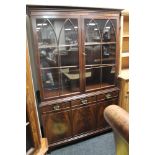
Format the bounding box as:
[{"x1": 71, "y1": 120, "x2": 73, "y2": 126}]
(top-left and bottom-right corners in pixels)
[
  {"x1": 101, "y1": 66, "x2": 115, "y2": 86},
  {"x1": 59, "y1": 46, "x2": 79, "y2": 66},
  {"x1": 59, "y1": 19, "x2": 78, "y2": 46},
  {"x1": 102, "y1": 44, "x2": 116, "y2": 64},
  {"x1": 58, "y1": 19, "x2": 79, "y2": 67},
  {"x1": 60, "y1": 67, "x2": 80, "y2": 95},
  {"x1": 86, "y1": 67, "x2": 101, "y2": 90},
  {"x1": 36, "y1": 18, "x2": 58, "y2": 68},
  {"x1": 102, "y1": 19, "x2": 116, "y2": 42},
  {"x1": 36, "y1": 18, "x2": 57, "y2": 48},
  {"x1": 85, "y1": 19, "x2": 101, "y2": 43},
  {"x1": 85, "y1": 45, "x2": 101, "y2": 65},
  {"x1": 41, "y1": 68, "x2": 59, "y2": 98},
  {"x1": 40, "y1": 47, "x2": 59, "y2": 68}
]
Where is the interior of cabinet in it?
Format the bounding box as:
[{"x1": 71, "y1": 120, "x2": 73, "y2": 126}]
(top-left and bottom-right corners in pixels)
[{"x1": 30, "y1": 11, "x2": 119, "y2": 101}]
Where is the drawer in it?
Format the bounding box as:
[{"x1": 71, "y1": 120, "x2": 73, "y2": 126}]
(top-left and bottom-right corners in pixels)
[
  {"x1": 104, "y1": 92, "x2": 115, "y2": 100},
  {"x1": 71, "y1": 96, "x2": 95, "y2": 107},
  {"x1": 96, "y1": 94, "x2": 105, "y2": 101},
  {"x1": 96, "y1": 90, "x2": 119, "y2": 101},
  {"x1": 111, "y1": 90, "x2": 119, "y2": 97},
  {"x1": 86, "y1": 95, "x2": 96, "y2": 103},
  {"x1": 41, "y1": 101, "x2": 71, "y2": 113}
]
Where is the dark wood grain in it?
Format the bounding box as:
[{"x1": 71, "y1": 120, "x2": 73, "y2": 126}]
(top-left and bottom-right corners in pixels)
[
  {"x1": 72, "y1": 104, "x2": 96, "y2": 135},
  {"x1": 42, "y1": 110, "x2": 72, "y2": 144}
]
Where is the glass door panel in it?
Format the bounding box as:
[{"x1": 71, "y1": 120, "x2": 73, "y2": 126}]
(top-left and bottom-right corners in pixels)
[
  {"x1": 85, "y1": 67, "x2": 101, "y2": 90},
  {"x1": 41, "y1": 68, "x2": 59, "y2": 98},
  {"x1": 36, "y1": 17, "x2": 80, "y2": 98},
  {"x1": 36, "y1": 18, "x2": 58, "y2": 68},
  {"x1": 60, "y1": 67, "x2": 80, "y2": 95},
  {"x1": 84, "y1": 19, "x2": 101, "y2": 43},
  {"x1": 102, "y1": 44, "x2": 116, "y2": 65},
  {"x1": 40, "y1": 47, "x2": 59, "y2": 68},
  {"x1": 36, "y1": 18, "x2": 57, "y2": 48},
  {"x1": 84, "y1": 18, "x2": 117, "y2": 90},
  {"x1": 85, "y1": 45, "x2": 101, "y2": 65},
  {"x1": 102, "y1": 19, "x2": 116, "y2": 42},
  {"x1": 101, "y1": 66, "x2": 115, "y2": 87},
  {"x1": 58, "y1": 19, "x2": 80, "y2": 95},
  {"x1": 58, "y1": 19, "x2": 78, "y2": 46}
]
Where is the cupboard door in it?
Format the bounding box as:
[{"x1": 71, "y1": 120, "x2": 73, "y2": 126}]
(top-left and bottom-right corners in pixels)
[
  {"x1": 34, "y1": 16, "x2": 81, "y2": 99},
  {"x1": 72, "y1": 104, "x2": 96, "y2": 135},
  {"x1": 97, "y1": 98, "x2": 118, "y2": 129},
  {"x1": 42, "y1": 110, "x2": 72, "y2": 144},
  {"x1": 83, "y1": 18, "x2": 117, "y2": 91}
]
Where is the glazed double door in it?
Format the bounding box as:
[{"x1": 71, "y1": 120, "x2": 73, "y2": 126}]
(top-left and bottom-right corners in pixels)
[{"x1": 32, "y1": 13, "x2": 118, "y2": 101}]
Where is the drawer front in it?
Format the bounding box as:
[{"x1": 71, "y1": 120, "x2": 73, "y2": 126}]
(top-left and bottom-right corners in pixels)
[
  {"x1": 71, "y1": 96, "x2": 95, "y2": 107},
  {"x1": 97, "y1": 90, "x2": 119, "y2": 101},
  {"x1": 86, "y1": 95, "x2": 96, "y2": 103},
  {"x1": 96, "y1": 94, "x2": 105, "y2": 101},
  {"x1": 41, "y1": 101, "x2": 71, "y2": 113}
]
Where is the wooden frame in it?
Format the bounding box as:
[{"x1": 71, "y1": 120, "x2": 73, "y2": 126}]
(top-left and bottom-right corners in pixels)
[{"x1": 26, "y1": 40, "x2": 48, "y2": 154}]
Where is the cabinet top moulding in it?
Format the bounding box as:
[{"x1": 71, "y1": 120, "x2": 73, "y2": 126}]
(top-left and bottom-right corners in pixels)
[
  {"x1": 121, "y1": 9, "x2": 129, "y2": 16},
  {"x1": 27, "y1": 6, "x2": 122, "y2": 15}
]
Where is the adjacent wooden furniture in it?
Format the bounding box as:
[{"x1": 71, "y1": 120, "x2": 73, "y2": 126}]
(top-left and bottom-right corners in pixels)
[
  {"x1": 26, "y1": 41, "x2": 48, "y2": 155},
  {"x1": 119, "y1": 10, "x2": 129, "y2": 112},
  {"x1": 118, "y1": 70, "x2": 129, "y2": 112},
  {"x1": 27, "y1": 6, "x2": 121, "y2": 149},
  {"x1": 104, "y1": 105, "x2": 129, "y2": 155},
  {"x1": 119, "y1": 10, "x2": 129, "y2": 72}
]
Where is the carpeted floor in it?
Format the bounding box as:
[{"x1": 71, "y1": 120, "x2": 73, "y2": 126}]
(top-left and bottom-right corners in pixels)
[{"x1": 47, "y1": 132, "x2": 115, "y2": 155}]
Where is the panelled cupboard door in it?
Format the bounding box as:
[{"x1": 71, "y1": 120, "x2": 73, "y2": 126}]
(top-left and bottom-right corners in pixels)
[
  {"x1": 42, "y1": 110, "x2": 72, "y2": 144},
  {"x1": 97, "y1": 98, "x2": 118, "y2": 129},
  {"x1": 72, "y1": 104, "x2": 96, "y2": 135}
]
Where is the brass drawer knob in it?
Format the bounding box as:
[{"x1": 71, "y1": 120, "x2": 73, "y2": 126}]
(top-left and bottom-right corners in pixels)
[
  {"x1": 81, "y1": 99, "x2": 88, "y2": 105},
  {"x1": 53, "y1": 105, "x2": 60, "y2": 111},
  {"x1": 105, "y1": 93, "x2": 112, "y2": 99}
]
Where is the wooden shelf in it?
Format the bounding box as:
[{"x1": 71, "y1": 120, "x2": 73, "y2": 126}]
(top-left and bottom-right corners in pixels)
[
  {"x1": 85, "y1": 42, "x2": 116, "y2": 46},
  {"x1": 38, "y1": 43, "x2": 78, "y2": 49},
  {"x1": 40, "y1": 65, "x2": 78, "y2": 70},
  {"x1": 119, "y1": 10, "x2": 129, "y2": 74},
  {"x1": 118, "y1": 69, "x2": 129, "y2": 80},
  {"x1": 123, "y1": 34, "x2": 129, "y2": 38},
  {"x1": 122, "y1": 53, "x2": 129, "y2": 57}
]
